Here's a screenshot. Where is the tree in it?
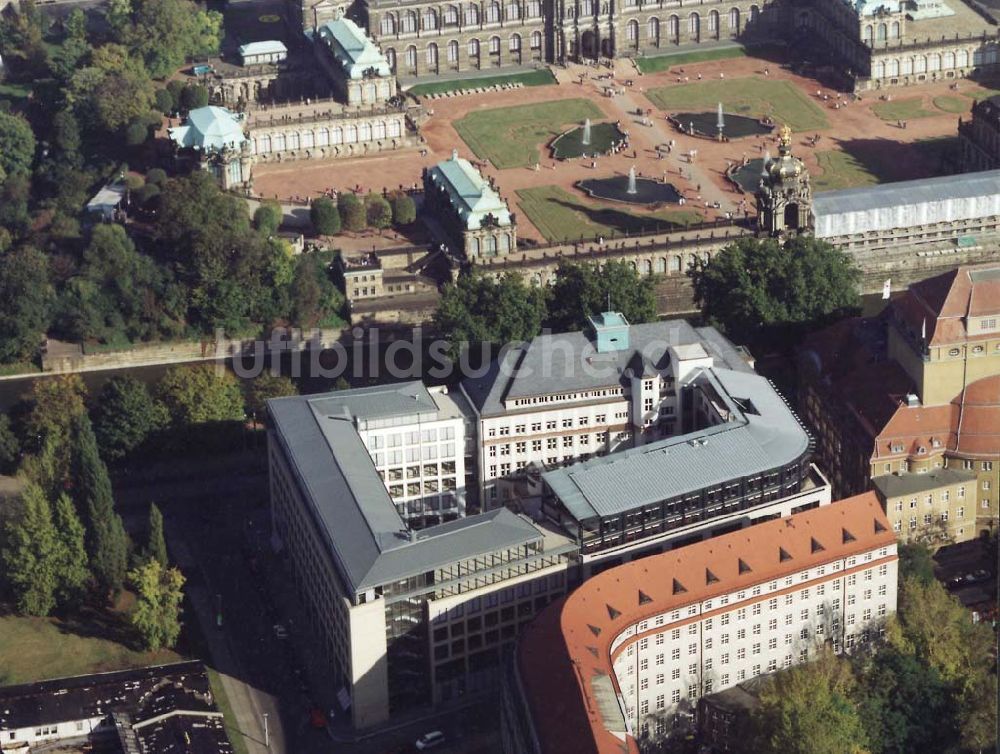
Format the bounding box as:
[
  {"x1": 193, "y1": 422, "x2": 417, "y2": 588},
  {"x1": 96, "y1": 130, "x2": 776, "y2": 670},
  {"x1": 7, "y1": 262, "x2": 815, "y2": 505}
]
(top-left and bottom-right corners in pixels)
[
  {"x1": 49, "y1": 8, "x2": 91, "y2": 80},
  {"x1": 310, "y1": 197, "x2": 340, "y2": 235},
  {"x1": 255, "y1": 201, "x2": 283, "y2": 235},
  {"x1": 128, "y1": 558, "x2": 184, "y2": 651},
  {"x1": 390, "y1": 192, "x2": 416, "y2": 226},
  {"x1": 434, "y1": 271, "x2": 547, "y2": 359},
  {"x1": 154, "y1": 87, "x2": 175, "y2": 114},
  {"x1": 145, "y1": 167, "x2": 167, "y2": 187},
  {"x1": 25, "y1": 374, "x2": 88, "y2": 469},
  {"x1": 68, "y1": 49, "x2": 156, "y2": 133},
  {"x1": 94, "y1": 376, "x2": 170, "y2": 462},
  {"x1": 691, "y1": 236, "x2": 861, "y2": 346},
  {"x1": 897, "y1": 542, "x2": 935, "y2": 586},
  {"x1": 0, "y1": 112, "x2": 36, "y2": 177},
  {"x1": 0, "y1": 414, "x2": 20, "y2": 474},
  {"x1": 73, "y1": 413, "x2": 129, "y2": 594},
  {"x1": 741, "y1": 649, "x2": 868, "y2": 754},
  {"x1": 179, "y1": 83, "x2": 208, "y2": 110},
  {"x1": 958, "y1": 672, "x2": 998, "y2": 754},
  {"x1": 1, "y1": 483, "x2": 60, "y2": 616},
  {"x1": 365, "y1": 193, "x2": 393, "y2": 230},
  {"x1": 125, "y1": 119, "x2": 149, "y2": 146},
  {"x1": 547, "y1": 260, "x2": 658, "y2": 332},
  {"x1": 338, "y1": 193, "x2": 366, "y2": 232},
  {"x1": 289, "y1": 253, "x2": 344, "y2": 328},
  {"x1": 145, "y1": 503, "x2": 167, "y2": 567},
  {"x1": 157, "y1": 364, "x2": 245, "y2": 426},
  {"x1": 117, "y1": 0, "x2": 222, "y2": 79},
  {"x1": 246, "y1": 373, "x2": 297, "y2": 422},
  {"x1": 52, "y1": 492, "x2": 91, "y2": 604},
  {"x1": 0, "y1": 245, "x2": 54, "y2": 364}
]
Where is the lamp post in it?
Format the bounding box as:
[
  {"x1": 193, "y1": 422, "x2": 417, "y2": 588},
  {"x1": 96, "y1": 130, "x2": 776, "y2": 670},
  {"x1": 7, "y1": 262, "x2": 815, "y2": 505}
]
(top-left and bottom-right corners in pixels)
[{"x1": 263, "y1": 712, "x2": 269, "y2": 748}]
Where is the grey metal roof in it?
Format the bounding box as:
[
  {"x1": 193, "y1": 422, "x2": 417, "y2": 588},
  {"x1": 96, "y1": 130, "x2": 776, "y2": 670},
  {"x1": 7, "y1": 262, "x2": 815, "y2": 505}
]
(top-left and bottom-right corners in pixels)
[
  {"x1": 872, "y1": 468, "x2": 978, "y2": 498},
  {"x1": 542, "y1": 368, "x2": 811, "y2": 521},
  {"x1": 307, "y1": 380, "x2": 439, "y2": 423},
  {"x1": 268, "y1": 386, "x2": 546, "y2": 594},
  {"x1": 812, "y1": 169, "x2": 1000, "y2": 216},
  {"x1": 460, "y1": 321, "x2": 753, "y2": 417}
]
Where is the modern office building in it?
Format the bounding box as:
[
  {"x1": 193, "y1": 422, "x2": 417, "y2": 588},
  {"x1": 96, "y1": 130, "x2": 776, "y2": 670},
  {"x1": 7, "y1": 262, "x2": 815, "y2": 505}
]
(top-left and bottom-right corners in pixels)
[
  {"x1": 0, "y1": 662, "x2": 234, "y2": 754},
  {"x1": 460, "y1": 313, "x2": 760, "y2": 510},
  {"x1": 267, "y1": 384, "x2": 576, "y2": 728},
  {"x1": 799, "y1": 263, "x2": 1000, "y2": 536},
  {"x1": 502, "y1": 493, "x2": 898, "y2": 754}
]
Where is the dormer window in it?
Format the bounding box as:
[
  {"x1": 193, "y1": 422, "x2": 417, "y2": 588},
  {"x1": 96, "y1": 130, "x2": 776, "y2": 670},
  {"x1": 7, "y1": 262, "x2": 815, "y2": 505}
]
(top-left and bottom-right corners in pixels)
[
  {"x1": 917, "y1": 446, "x2": 927, "y2": 455},
  {"x1": 948, "y1": 348, "x2": 961, "y2": 356}
]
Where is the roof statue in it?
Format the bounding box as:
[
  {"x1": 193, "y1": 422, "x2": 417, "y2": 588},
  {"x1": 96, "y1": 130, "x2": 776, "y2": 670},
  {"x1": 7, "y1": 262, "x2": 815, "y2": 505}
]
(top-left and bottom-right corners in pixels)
[{"x1": 778, "y1": 124, "x2": 792, "y2": 148}]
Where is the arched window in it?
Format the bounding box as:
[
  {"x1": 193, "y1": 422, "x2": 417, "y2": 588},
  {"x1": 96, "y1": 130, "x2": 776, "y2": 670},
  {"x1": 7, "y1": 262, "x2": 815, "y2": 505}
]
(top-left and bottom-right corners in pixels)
[
  {"x1": 373, "y1": 121, "x2": 387, "y2": 139},
  {"x1": 928, "y1": 53, "x2": 940, "y2": 71},
  {"x1": 464, "y1": 4, "x2": 479, "y2": 25},
  {"x1": 471, "y1": 237, "x2": 480, "y2": 256},
  {"x1": 642, "y1": 259, "x2": 652, "y2": 275},
  {"x1": 345, "y1": 124, "x2": 358, "y2": 143},
  {"x1": 379, "y1": 14, "x2": 396, "y2": 35},
  {"x1": 489, "y1": 35, "x2": 501, "y2": 53},
  {"x1": 728, "y1": 8, "x2": 739, "y2": 31},
  {"x1": 685, "y1": 254, "x2": 696, "y2": 270},
  {"x1": 405, "y1": 45, "x2": 418, "y2": 69},
  {"x1": 957, "y1": 49, "x2": 968, "y2": 67},
  {"x1": 258, "y1": 134, "x2": 271, "y2": 154},
  {"x1": 359, "y1": 122, "x2": 372, "y2": 141},
  {"x1": 506, "y1": 0, "x2": 519, "y2": 19},
  {"x1": 388, "y1": 121, "x2": 402, "y2": 137},
  {"x1": 486, "y1": 235, "x2": 498, "y2": 255},
  {"x1": 887, "y1": 58, "x2": 899, "y2": 76},
  {"x1": 914, "y1": 55, "x2": 926, "y2": 73},
  {"x1": 626, "y1": 19, "x2": 639, "y2": 44},
  {"x1": 877, "y1": 23, "x2": 886, "y2": 41},
  {"x1": 668, "y1": 15, "x2": 679, "y2": 38},
  {"x1": 749, "y1": 5, "x2": 759, "y2": 23},
  {"x1": 272, "y1": 133, "x2": 286, "y2": 151},
  {"x1": 288, "y1": 132, "x2": 300, "y2": 150},
  {"x1": 526, "y1": 0, "x2": 540, "y2": 16},
  {"x1": 943, "y1": 51, "x2": 954, "y2": 69},
  {"x1": 317, "y1": 128, "x2": 329, "y2": 146},
  {"x1": 669, "y1": 255, "x2": 681, "y2": 272},
  {"x1": 469, "y1": 38, "x2": 481, "y2": 56},
  {"x1": 875, "y1": 60, "x2": 885, "y2": 78},
  {"x1": 709, "y1": 10, "x2": 719, "y2": 33},
  {"x1": 385, "y1": 48, "x2": 396, "y2": 71},
  {"x1": 427, "y1": 43, "x2": 439, "y2": 65},
  {"x1": 486, "y1": 2, "x2": 500, "y2": 22},
  {"x1": 648, "y1": 17, "x2": 660, "y2": 45},
  {"x1": 401, "y1": 11, "x2": 417, "y2": 32},
  {"x1": 423, "y1": 8, "x2": 437, "y2": 29},
  {"x1": 531, "y1": 30, "x2": 541, "y2": 48},
  {"x1": 444, "y1": 5, "x2": 459, "y2": 23},
  {"x1": 448, "y1": 40, "x2": 459, "y2": 62},
  {"x1": 302, "y1": 130, "x2": 314, "y2": 148},
  {"x1": 510, "y1": 34, "x2": 521, "y2": 51},
  {"x1": 864, "y1": 25, "x2": 873, "y2": 43},
  {"x1": 656, "y1": 257, "x2": 667, "y2": 273},
  {"x1": 331, "y1": 127, "x2": 343, "y2": 144},
  {"x1": 581, "y1": 0, "x2": 593, "y2": 13},
  {"x1": 890, "y1": 21, "x2": 900, "y2": 38},
  {"x1": 688, "y1": 13, "x2": 700, "y2": 38}
]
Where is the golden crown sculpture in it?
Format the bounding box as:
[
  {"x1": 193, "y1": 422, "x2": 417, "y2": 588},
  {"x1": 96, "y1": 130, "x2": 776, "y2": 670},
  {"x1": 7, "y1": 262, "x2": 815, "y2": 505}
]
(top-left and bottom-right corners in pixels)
[{"x1": 778, "y1": 124, "x2": 792, "y2": 146}]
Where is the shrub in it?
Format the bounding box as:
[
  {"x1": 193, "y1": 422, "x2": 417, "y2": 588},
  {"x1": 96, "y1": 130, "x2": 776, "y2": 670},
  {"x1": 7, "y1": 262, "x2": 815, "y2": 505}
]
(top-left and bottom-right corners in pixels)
[
  {"x1": 365, "y1": 194, "x2": 392, "y2": 230},
  {"x1": 339, "y1": 193, "x2": 366, "y2": 232},
  {"x1": 391, "y1": 192, "x2": 417, "y2": 225},
  {"x1": 155, "y1": 88, "x2": 175, "y2": 115},
  {"x1": 310, "y1": 198, "x2": 341, "y2": 235}
]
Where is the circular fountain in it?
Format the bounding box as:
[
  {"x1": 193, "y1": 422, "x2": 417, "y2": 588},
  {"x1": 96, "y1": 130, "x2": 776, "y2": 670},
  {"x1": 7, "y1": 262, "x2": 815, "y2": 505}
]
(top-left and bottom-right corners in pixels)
[
  {"x1": 669, "y1": 103, "x2": 774, "y2": 140},
  {"x1": 577, "y1": 166, "x2": 682, "y2": 205},
  {"x1": 551, "y1": 119, "x2": 627, "y2": 159}
]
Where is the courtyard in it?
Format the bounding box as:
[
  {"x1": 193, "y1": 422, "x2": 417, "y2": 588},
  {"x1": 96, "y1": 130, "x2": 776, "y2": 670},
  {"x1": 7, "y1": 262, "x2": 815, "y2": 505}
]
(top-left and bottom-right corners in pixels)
[{"x1": 252, "y1": 47, "x2": 999, "y2": 244}]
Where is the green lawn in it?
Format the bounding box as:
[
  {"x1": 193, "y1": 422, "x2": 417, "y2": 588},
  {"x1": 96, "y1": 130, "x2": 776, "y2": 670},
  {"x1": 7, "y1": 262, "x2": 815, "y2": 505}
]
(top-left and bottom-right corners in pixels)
[
  {"x1": 932, "y1": 95, "x2": 971, "y2": 114},
  {"x1": 645, "y1": 78, "x2": 828, "y2": 131},
  {"x1": 0, "y1": 82, "x2": 32, "y2": 99},
  {"x1": 0, "y1": 611, "x2": 183, "y2": 685},
  {"x1": 871, "y1": 97, "x2": 937, "y2": 121},
  {"x1": 454, "y1": 98, "x2": 604, "y2": 168},
  {"x1": 407, "y1": 68, "x2": 556, "y2": 96},
  {"x1": 812, "y1": 150, "x2": 880, "y2": 192},
  {"x1": 970, "y1": 86, "x2": 1000, "y2": 102},
  {"x1": 516, "y1": 185, "x2": 702, "y2": 242},
  {"x1": 636, "y1": 46, "x2": 746, "y2": 74}
]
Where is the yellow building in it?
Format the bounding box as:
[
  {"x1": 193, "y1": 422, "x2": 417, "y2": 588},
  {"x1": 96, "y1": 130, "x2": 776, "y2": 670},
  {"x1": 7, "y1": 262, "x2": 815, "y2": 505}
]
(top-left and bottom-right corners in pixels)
[{"x1": 873, "y1": 468, "x2": 979, "y2": 545}]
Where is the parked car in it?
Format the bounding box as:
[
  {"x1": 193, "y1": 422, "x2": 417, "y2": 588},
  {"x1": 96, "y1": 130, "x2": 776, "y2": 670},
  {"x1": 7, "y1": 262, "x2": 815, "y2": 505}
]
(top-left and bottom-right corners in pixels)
[{"x1": 415, "y1": 731, "x2": 446, "y2": 750}]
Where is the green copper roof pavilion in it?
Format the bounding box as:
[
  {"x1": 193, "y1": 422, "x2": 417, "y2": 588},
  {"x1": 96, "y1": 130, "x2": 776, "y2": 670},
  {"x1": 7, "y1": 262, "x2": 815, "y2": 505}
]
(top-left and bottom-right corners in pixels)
[
  {"x1": 318, "y1": 17, "x2": 392, "y2": 79},
  {"x1": 425, "y1": 151, "x2": 513, "y2": 230},
  {"x1": 167, "y1": 106, "x2": 246, "y2": 153}
]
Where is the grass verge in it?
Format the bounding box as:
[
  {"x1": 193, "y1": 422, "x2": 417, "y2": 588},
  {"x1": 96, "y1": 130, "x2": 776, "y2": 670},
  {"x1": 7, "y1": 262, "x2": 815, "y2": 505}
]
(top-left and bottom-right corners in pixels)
[
  {"x1": 812, "y1": 150, "x2": 880, "y2": 192},
  {"x1": 207, "y1": 667, "x2": 251, "y2": 754},
  {"x1": 454, "y1": 98, "x2": 604, "y2": 168},
  {"x1": 408, "y1": 68, "x2": 556, "y2": 96},
  {"x1": 516, "y1": 185, "x2": 702, "y2": 242},
  {"x1": 932, "y1": 95, "x2": 971, "y2": 114},
  {"x1": 645, "y1": 77, "x2": 828, "y2": 131},
  {"x1": 636, "y1": 46, "x2": 747, "y2": 73}
]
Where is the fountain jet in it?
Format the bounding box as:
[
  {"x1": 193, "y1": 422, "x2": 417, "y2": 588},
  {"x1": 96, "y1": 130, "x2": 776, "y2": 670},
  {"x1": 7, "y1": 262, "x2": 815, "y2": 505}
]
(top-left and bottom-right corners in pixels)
[
  {"x1": 627, "y1": 165, "x2": 638, "y2": 195},
  {"x1": 582, "y1": 118, "x2": 592, "y2": 146}
]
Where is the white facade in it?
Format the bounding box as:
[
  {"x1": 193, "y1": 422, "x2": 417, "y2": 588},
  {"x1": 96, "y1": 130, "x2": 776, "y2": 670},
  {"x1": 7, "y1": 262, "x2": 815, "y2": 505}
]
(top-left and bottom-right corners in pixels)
[
  {"x1": 610, "y1": 543, "x2": 898, "y2": 738},
  {"x1": 1, "y1": 717, "x2": 102, "y2": 749},
  {"x1": 357, "y1": 385, "x2": 467, "y2": 524}
]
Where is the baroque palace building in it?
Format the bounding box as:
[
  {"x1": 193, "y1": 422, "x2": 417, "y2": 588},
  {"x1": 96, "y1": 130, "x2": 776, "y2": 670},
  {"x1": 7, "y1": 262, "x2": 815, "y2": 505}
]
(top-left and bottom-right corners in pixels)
[{"x1": 291, "y1": 0, "x2": 998, "y2": 89}]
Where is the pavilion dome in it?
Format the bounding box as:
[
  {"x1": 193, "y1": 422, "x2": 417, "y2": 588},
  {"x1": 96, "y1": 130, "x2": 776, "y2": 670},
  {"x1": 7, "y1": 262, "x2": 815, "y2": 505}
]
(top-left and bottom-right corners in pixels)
[{"x1": 168, "y1": 106, "x2": 246, "y2": 153}]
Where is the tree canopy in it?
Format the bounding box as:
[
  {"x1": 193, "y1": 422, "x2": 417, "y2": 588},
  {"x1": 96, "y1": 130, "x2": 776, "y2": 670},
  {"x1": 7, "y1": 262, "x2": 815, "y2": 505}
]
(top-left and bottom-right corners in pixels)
[
  {"x1": 128, "y1": 558, "x2": 185, "y2": 650},
  {"x1": 547, "y1": 260, "x2": 659, "y2": 333},
  {"x1": 93, "y1": 376, "x2": 170, "y2": 461},
  {"x1": 0, "y1": 246, "x2": 54, "y2": 363},
  {"x1": 157, "y1": 364, "x2": 245, "y2": 426},
  {"x1": 111, "y1": 0, "x2": 222, "y2": 79},
  {"x1": 434, "y1": 271, "x2": 548, "y2": 359},
  {"x1": 1, "y1": 483, "x2": 62, "y2": 616},
  {"x1": 0, "y1": 112, "x2": 36, "y2": 177},
  {"x1": 691, "y1": 236, "x2": 861, "y2": 346}
]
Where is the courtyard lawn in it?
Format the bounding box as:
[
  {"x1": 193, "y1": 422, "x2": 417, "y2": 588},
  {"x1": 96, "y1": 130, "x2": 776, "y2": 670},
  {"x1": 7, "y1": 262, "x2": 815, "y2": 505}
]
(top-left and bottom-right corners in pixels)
[
  {"x1": 516, "y1": 185, "x2": 702, "y2": 242},
  {"x1": 932, "y1": 95, "x2": 972, "y2": 114},
  {"x1": 636, "y1": 45, "x2": 747, "y2": 74},
  {"x1": 207, "y1": 668, "x2": 250, "y2": 754},
  {"x1": 644, "y1": 78, "x2": 828, "y2": 132},
  {"x1": 407, "y1": 69, "x2": 556, "y2": 97},
  {"x1": 970, "y1": 85, "x2": 1000, "y2": 101},
  {"x1": 454, "y1": 98, "x2": 604, "y2": 168},
  {"x1": 870, "y1": 97, "x2": 937, "y2": 121},
  {"x1": 812, "y1": 150, "x2": 881, "y2": 192},
  {"x1": 0, "y1": 611, "x2": 183, "y2": 685}
]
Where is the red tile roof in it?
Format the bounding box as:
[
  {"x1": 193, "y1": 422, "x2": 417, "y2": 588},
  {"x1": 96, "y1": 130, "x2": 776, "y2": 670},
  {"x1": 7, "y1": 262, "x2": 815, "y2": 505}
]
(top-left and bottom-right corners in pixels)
[
  {"x1": 954, "y1": 375, "x2": 1000, "y2": 457},
  {"x1": 894, "y1": 263, "x2": 1000, "y2": 347},
  {"x1": 515, "y1": 494, "x2": 896, "y2": 754}
]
